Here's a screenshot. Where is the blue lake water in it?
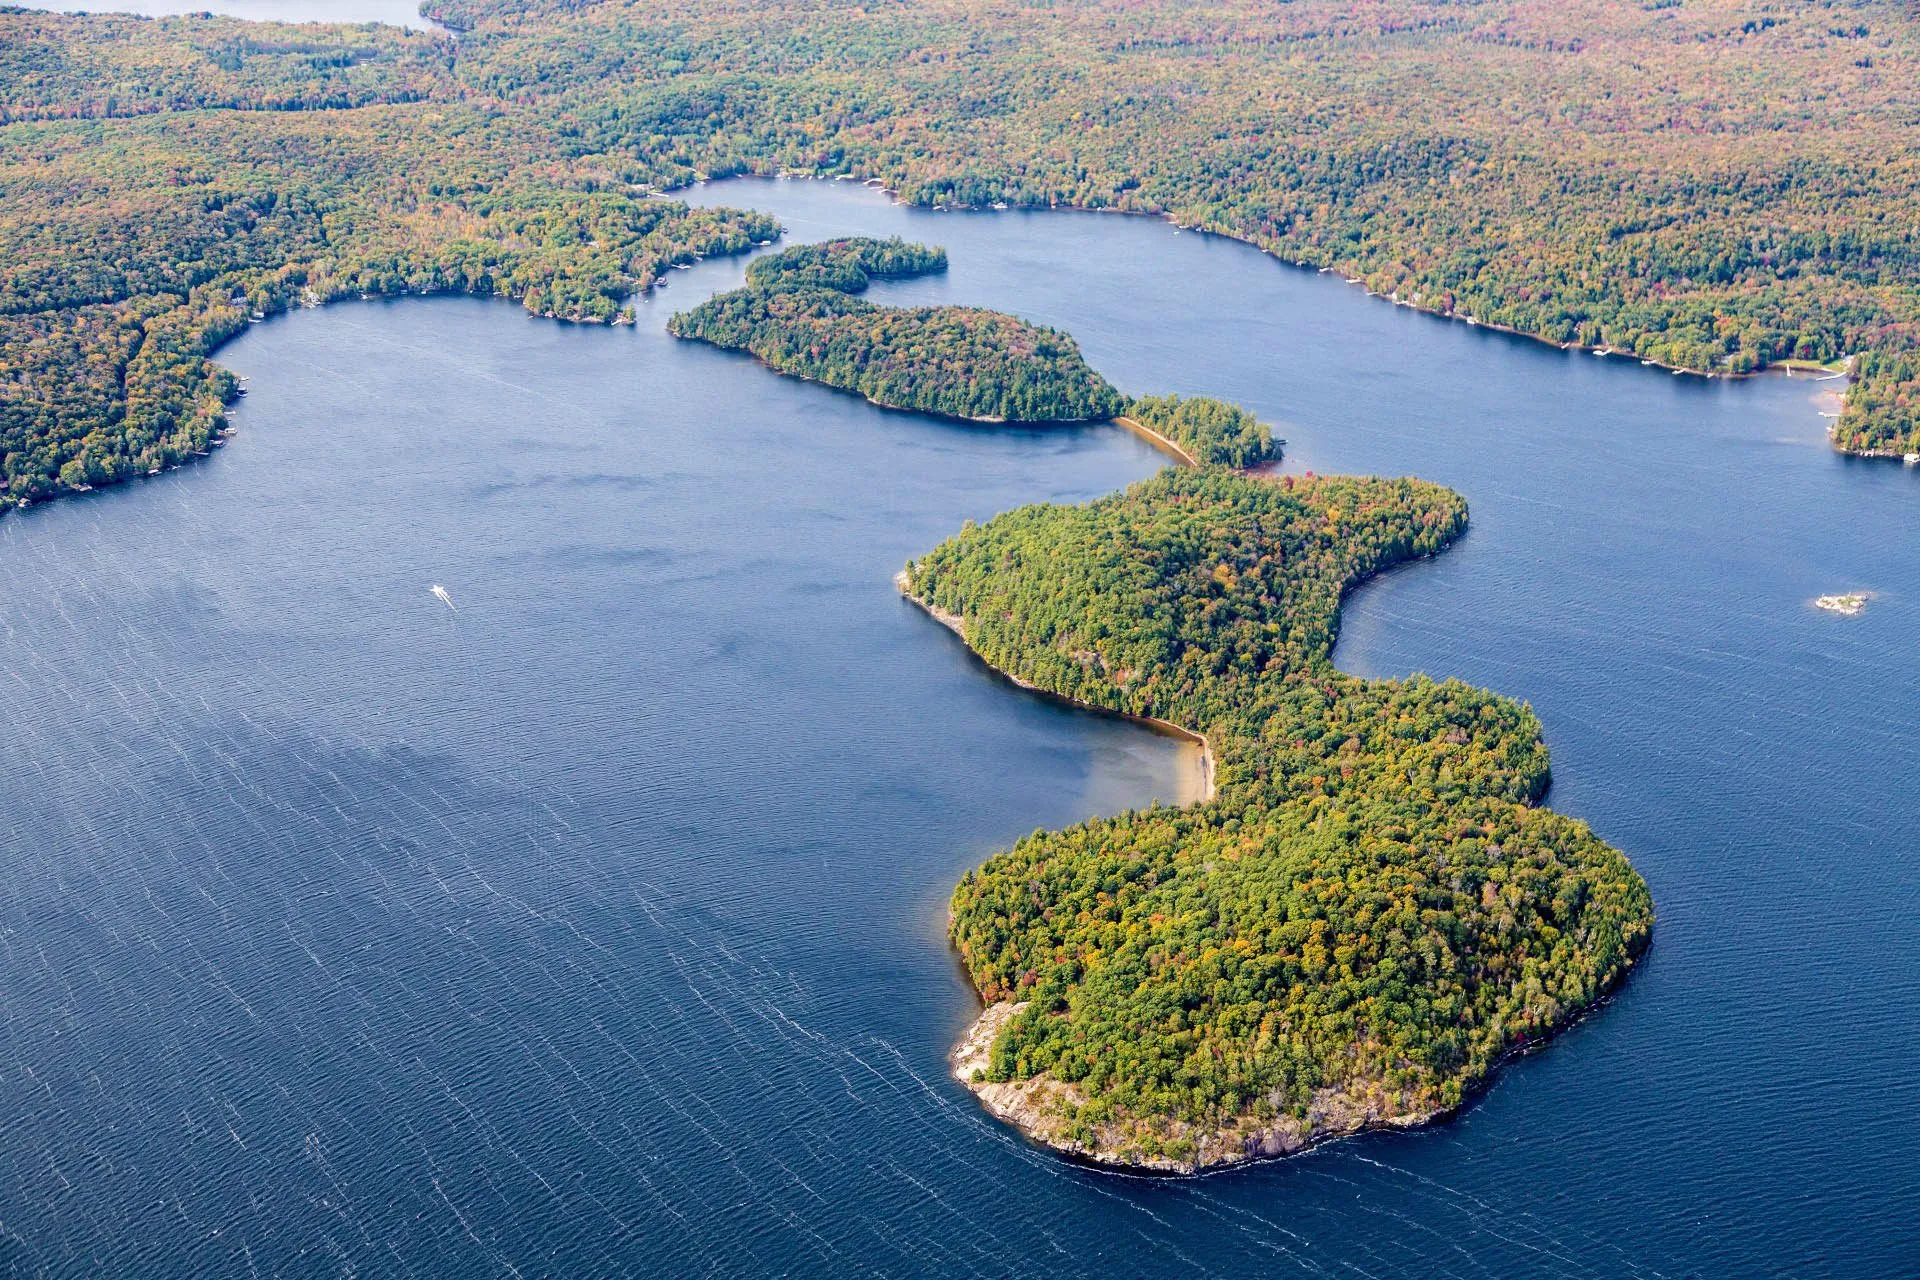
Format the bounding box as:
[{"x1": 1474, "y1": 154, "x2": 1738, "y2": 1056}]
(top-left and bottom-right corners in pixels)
[{"x1": 1, "y1": 177, "x2": 1916, "y2": 1276}]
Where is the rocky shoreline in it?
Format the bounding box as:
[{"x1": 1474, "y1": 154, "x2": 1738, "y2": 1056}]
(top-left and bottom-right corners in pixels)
[
  {"x1": 903, "y1": 570, "x2": 1447, "y2": 1174},
  {"x1": 948, "y1": 1000, "x2": 1440, "y2": 1175},
  {"x1": 901, "y1": 566, "x2": 1642, "y2": 1175}
]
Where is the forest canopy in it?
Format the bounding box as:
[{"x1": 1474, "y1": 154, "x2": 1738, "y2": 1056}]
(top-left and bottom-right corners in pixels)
[
  {"x1": 904, "y1": 467, "x2": 1652, "y2": 1169},
  {"x1": 742, "y1": 236, "x2": 946, "y2": 293},
  {"x1": 8, "y1": 0, "x2": 1920, "y2": 505},
  {"x1": 669, "y1": 238, "x2": 1126, "y2": 423}
]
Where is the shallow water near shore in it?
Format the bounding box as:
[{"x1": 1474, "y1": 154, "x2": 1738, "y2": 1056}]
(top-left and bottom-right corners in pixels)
[{"x1": 2, "y1": 177, "x2": 1917, "y2": 1277}]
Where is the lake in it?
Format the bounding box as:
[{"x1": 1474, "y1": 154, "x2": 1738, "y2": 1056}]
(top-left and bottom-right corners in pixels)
[{"x1": 1, "y1": 177, "x2": 1915, "y2": 1277}]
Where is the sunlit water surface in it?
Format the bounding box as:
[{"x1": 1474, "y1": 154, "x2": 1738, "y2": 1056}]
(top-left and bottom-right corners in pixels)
[{"x1": 1, "y1": 178, "x2": 1916, "y2": 1277}]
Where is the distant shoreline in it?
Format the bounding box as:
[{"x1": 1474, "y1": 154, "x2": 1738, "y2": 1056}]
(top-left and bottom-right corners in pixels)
[{"x1": 690, "y1": 172, "x2": 1863, "y2": 432}]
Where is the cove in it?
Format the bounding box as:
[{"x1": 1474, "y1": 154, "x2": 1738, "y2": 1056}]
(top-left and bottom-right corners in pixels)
[{"x1": 0, "y1": 177, "x2": 1915, "y2": 1276}]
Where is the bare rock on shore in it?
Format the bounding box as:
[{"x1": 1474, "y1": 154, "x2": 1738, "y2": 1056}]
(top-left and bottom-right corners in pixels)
[
  {"x1": 1815, "y1": 592, "x2": 1870, "y2": 616},
  {"x1": 950, "y1": 1000, "x2": 1438, "y2": 1175}
]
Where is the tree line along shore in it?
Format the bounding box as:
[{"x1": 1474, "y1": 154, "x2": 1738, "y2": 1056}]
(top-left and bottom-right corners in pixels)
[
  {"x1": 669, "y1": 237, "x2": 1283, "y2": 471},
  {"x1": 8, "y1": 0, "x2": 1920, "y2": 509}
]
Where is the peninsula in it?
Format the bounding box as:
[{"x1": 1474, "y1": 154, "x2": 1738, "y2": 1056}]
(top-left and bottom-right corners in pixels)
[
  {"x1": 676, "y1": 240, "x2": 1653, "y2": 1173},
  {"x1": 905, "y1": 469, "x2": 1650, "y2": 1171}
]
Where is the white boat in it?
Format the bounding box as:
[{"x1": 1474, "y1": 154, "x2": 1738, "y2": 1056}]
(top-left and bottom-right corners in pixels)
[{"x1": 1904, "y1": 453, "x2": 1919, "y2": 466}]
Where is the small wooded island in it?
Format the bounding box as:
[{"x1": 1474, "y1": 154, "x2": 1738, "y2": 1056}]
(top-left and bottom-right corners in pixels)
[
  {"x1": 672, "y1": 238, "x2": 1283, "y2": 468},
  {"x1": 674, "y1": 240, "x2": 1653, "y2": 1173},
  {"x1": 669, "y1": 237, "x2": 1125, "y2": 424}
]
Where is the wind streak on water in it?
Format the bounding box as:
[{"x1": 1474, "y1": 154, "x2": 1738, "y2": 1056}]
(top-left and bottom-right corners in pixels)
[{"x1": 0, "y1": 296, "x2": 1249, "y2": 1275}]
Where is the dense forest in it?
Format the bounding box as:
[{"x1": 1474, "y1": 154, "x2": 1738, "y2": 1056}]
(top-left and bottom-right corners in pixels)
[
  {"x1": 7, "y1": 0, "x2": 1920, "y2": 504},
  {"x1": 670, "y1": 238, "x2": 1126, "y2": 422},
  {"x1": 741, "y1": 236, "x2": 945, "y2": 293},
  {"x1": 1121, "y1": 394, "x2": 1279, "y2": 469},
  {"x1": 430, "y1": 0, "x2": 1920, "y2": 452},
  {"x1": 0, "y1": 9, "x2": 777, "y2": 503},
  {"x1": 904, "y1": 468, "x2": 1651, "y2": 1168},
  {"x1": 665, "y1": 235, "x2": 1642, "y2": 1165}
]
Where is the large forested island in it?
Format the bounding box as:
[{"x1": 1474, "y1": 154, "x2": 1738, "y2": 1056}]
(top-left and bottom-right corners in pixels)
[
  {"x1": 6, "y1": 0, "x2": 1920, "y2": 507},
  {"x1": 669, "y1": 238, "x2": 1125, "y2": 423},
  {"x1": 907, "y1": 469, "x2": 1650, "y2": 1170}
]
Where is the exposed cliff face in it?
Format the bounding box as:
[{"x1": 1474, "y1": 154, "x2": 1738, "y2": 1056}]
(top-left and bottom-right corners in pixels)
[{"x1": 950, "y1": 1001, "x2": 1440, "y2": 1175}]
